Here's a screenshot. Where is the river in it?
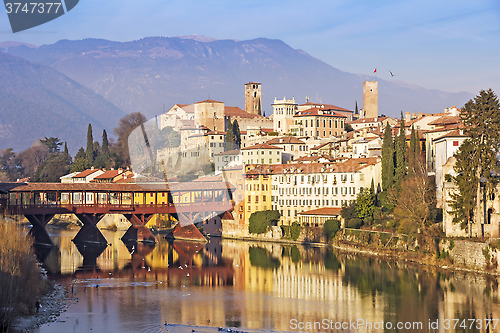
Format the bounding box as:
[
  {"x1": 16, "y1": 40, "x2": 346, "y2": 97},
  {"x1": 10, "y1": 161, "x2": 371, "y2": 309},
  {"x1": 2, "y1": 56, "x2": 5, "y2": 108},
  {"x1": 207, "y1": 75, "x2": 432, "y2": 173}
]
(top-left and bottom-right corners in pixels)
[{"x1": 31, "y1": 228, "x2": 499, "y2": 332}]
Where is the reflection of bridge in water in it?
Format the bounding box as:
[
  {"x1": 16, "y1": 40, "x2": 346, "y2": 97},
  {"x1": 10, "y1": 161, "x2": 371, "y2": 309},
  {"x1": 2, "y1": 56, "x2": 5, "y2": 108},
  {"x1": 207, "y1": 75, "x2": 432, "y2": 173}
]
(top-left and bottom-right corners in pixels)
[
  {"x1": 4, "y1": 182, "x2": 234, "y2": 246},
  {"x1": 40, "y1": 237, "x2": 234, "y2": 287}
]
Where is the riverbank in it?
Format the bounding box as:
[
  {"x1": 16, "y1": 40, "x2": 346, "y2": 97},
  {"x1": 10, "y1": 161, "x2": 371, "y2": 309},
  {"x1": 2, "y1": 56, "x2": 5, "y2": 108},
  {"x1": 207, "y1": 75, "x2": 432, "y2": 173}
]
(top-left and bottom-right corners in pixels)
[
  {"x1": 11, "y1": 283, "x2": 73, "y2": 332},
  {"x1": 221, "y1": 232, "x2": 500, "y2": 277}
]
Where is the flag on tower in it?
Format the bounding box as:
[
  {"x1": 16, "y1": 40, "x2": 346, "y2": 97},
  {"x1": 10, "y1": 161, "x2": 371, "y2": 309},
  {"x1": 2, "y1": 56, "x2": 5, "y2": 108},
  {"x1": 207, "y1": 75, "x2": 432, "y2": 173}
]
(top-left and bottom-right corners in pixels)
[{"x1": 373, "y1": 68, "x2": 377, "y2": 73}]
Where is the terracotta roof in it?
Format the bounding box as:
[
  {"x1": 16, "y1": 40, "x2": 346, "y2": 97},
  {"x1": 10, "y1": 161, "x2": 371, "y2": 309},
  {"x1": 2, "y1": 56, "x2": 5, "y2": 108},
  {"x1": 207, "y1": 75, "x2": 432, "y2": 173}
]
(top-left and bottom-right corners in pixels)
[
  {"x1": 298, "y1": 207, "x2": 342, "y2": 216},
  {"x1": 195, "y1": 99, "x2": 224, "y2": 104},
  {"x1": 299, "y1": 102, "x2": 352, "y2": 112},
  {"x1": 241, "y1": 143, "x2": 283, "y2": 150},
  {"x1": 311, "y1": 142, "x2": 335, "y2": 150},
  {"x1": 261, "y1": 128, "x2": 274, "y2": 133},
  {"x1": 193, "y1": 175, "x2": 224, "y2": 182},
  {"x1": 428, "y1": 116, "x2": 461, "y2": 126},
  {"x1": 434, "y1": 129, "x2": 466, "y2": 141},
  {"x1": 245, "y1": 157, "x2": 379, "y2": 176},
  {"x1": 9, "y1": 181, "x2": 234, "y2": 193},
  {"x1": 348, "y1": 117, "x2": 388, "y2": 124},
  {"x1": 73, "y1": 169, "x2": 101, "y2": 178},
  {"x1": 294, "y1": 107, "x2": 347, "y2": 118},
  {"x1": 265, "y1": 137, "x2": 306, "y2": 145},
  {"x1": 224, "y1": 106, "x2": 266, "y2": 119},
  {"x1": 207, "y1": 131, "x2": 226, "y2": 135},
  {"x1": 93, "y1": 170, "x2": 122, "y2": 179}
]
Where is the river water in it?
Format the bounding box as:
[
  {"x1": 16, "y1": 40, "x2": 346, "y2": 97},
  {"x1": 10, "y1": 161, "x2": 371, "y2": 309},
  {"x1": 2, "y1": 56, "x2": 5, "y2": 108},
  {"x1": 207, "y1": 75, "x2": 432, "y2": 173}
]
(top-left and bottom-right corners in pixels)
[{"x1": 31, "y1": 228, "x2": 499, "y2": 332}]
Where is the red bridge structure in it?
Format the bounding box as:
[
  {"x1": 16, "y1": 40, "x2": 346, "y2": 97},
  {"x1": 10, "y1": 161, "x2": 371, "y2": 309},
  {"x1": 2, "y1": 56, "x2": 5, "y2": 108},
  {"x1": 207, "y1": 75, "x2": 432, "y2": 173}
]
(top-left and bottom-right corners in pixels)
[{"x1": 2, "y1": 182, "x2": 235, "y2": 246}]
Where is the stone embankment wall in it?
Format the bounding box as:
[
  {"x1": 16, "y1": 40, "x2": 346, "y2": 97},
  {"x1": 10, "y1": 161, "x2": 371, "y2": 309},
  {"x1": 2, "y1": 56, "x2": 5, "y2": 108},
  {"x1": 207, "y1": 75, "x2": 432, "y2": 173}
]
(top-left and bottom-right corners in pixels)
[
  {"x1": 341, "y1": 229, "x2": 413, "y2": 250},
  {"x1": 440, "y1": 239, "x2": 500, "y2": 272}
]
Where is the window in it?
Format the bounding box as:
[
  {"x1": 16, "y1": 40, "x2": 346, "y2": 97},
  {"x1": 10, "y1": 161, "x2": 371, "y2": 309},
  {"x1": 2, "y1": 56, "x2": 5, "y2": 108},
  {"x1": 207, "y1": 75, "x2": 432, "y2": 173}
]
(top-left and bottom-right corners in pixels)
[{"x1": 453, "y1": 141, "x2": 459, "y2": 146}]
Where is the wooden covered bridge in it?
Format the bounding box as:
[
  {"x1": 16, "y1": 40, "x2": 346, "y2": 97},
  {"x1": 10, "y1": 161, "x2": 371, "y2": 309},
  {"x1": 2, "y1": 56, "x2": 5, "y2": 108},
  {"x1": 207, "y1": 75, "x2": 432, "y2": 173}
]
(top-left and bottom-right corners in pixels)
[{"x1": 1, "y1": 181, "x2": 235, "y2": 246}]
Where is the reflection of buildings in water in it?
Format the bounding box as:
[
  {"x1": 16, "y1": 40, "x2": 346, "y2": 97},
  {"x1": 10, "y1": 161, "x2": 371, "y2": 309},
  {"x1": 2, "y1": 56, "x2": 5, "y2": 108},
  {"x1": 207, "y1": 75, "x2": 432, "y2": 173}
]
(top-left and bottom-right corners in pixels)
[
  {"x1": 441, "y1": 275, "x2": 500, "y2": 327},
  {"x1": 203, "y1": 238, "x2": 223, "y2": 266}
]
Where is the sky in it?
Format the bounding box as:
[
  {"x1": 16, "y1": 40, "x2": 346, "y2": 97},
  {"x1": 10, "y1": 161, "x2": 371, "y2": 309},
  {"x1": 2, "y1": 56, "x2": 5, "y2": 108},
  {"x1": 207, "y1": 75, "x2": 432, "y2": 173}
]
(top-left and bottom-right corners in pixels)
[{"x1": 1, "y1": 0, "x2": 499, "y2": 95}]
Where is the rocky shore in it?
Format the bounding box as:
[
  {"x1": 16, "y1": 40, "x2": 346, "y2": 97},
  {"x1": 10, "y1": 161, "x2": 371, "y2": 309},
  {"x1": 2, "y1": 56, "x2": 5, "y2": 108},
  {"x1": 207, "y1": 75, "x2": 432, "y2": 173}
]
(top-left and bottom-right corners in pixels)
[{"x1": 11, "y1": 283, "x2": 73, "y2": 332}]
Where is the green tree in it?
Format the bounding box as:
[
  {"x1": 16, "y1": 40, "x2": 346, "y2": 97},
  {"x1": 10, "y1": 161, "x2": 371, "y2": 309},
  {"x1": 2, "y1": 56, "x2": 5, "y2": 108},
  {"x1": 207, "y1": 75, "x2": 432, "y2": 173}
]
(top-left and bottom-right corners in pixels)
[
  {"x1": 323, "y1": 219, "x2": 341, "y2": 241},
  {"x1": 257, "y1": 98, "x2": 262, "y2": 116},
  {"x1": 394, "y1": 112, "x2": 406, "y2": 186},
  {"x1": 408, "y1": 125, "x2": 417, "y2": 175},
  {"x1": 167, "y1": 130, "x2": 180, "y2": 148},
  {"x1": 248, "y1": 210, "x2": 281, "y2": 234},
  {"x1": 356, "y1": 188, "x2": 375, "y2": 223},
  {"x1": 33, "y1": 152, "x2": 72, "y2": 182},
  {"x1": 71, "y1": 147, "x2": 87, "y2": 172},
  {"x1": 232, "y1": 119, "x2": 241, "y2": 149},
  {"x1": 86, "y1": 124, "x2": 95, "y2": 168},
  {"x1": 225, "y1": 120, "x2": 235, "y2": 151},
  {"x1": 101, "y1": 129, "x2": 110, "y2": 156},
  {"x1": 381, "y1": 124, "x2": 394, "y2": 190},
  {"x1": 354, "y1": 100, "x2": 359, "y2": 115},
  {"x1": 39, "y1": 137, "x2": 62, "y2": 154},
  {"x1": 449, "y1": 89, "x2": 500, "y2": 236},
  {"x1": 0, "y1": 148, "x2": 22, "y2": 181}
]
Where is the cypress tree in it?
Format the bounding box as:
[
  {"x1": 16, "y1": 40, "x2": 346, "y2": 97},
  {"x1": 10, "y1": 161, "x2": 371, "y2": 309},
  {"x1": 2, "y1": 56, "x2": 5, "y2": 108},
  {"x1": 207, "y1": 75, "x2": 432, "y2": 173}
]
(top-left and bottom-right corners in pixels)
[
  {"x1": 86, "y1": 124, "x2": 94, "y2": 168},
  {"x1": 257, "y1": 98, "x2": 262, "y2": 116},
  {"x1": 225, "y1": 120, "x2": 235, "y2": 151},
  {"x1": 102, "y1": 129, "x2": 110, "y2": 156},
  {"x1": 233, "y1": 119, "x2": 241, "y2": 149},
  {"x1": 381, "y1": 124, "x2": 394, "y2": 190},
  {"x1": 408, "y1": 125, "x2": 417, "y2": 174},
  {"x1": 395, "y1": 112, "x2": 406, "y2": 185},
  {"x1": 355, "y1": 100, "x2": 359, "y2": 115}
]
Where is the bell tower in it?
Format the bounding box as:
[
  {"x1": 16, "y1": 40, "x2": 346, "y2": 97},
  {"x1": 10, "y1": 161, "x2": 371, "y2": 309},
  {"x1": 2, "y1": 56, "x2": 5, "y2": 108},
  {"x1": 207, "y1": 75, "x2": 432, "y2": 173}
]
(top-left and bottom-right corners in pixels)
[{"x1": 245, "y1": 82, "x2": 262, "y2": 115}]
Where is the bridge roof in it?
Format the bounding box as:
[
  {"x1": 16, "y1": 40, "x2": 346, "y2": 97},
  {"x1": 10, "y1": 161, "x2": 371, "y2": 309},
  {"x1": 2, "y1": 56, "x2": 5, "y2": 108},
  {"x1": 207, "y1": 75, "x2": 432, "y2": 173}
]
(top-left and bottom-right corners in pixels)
[{"x1": 8, "y1": 182, "x2": 235, "y2": 193}]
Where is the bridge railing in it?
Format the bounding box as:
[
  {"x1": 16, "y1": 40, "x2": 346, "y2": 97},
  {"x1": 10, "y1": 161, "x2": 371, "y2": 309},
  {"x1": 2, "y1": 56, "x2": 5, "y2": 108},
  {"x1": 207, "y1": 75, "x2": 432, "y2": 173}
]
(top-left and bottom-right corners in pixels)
[{"x1": 5, "y1": 199, "x2": 235, "y2": 214}]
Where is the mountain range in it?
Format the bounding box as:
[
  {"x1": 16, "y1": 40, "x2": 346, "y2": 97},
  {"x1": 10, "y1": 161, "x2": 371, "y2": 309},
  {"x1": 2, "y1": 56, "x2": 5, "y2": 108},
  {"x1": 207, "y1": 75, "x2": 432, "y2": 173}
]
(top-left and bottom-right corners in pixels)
[
  {"x1": 1, "y1": 36, "x2": 473, "y2": 153},
  {"x1": 0, "y1": 51, "x2": 124, "y2": 153},
  {"x1": 5, "y1": 36, "x2": 473, "y2": 118}
]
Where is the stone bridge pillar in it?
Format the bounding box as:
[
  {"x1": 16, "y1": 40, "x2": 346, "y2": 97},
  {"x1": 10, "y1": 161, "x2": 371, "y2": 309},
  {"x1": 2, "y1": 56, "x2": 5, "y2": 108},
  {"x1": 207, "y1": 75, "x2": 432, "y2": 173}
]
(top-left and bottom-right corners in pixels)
[
  {"x1": 25, "y1": 214, "x2": 55, "y2": 246},
  {"x1": 122, "y1": 214, "x2": 156, "y2": 243},
  {"x1": 73, "y1": 213, "x2": 107, "y2": 245}
]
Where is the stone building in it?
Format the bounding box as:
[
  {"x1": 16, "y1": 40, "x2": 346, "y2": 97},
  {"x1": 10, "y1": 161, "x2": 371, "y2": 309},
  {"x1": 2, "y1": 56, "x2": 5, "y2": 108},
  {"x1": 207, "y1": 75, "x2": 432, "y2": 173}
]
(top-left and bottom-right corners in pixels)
[
  {"x1": 245, "y1": 82, "x2": 262, "y2": 115},
  {"x1": 362, "y1": 81, "x2": 378, "y2": 118},
  {"x1": 272, "y1": 97, "x2": 298, "y2": 134}
]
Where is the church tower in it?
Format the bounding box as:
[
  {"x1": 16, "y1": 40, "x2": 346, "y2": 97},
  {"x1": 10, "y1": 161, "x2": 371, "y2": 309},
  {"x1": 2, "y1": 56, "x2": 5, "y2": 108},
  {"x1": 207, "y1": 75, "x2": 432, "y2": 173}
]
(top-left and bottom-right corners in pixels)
[{"x1": 245, "y1": 82, "x2": 262, "y2": 115}]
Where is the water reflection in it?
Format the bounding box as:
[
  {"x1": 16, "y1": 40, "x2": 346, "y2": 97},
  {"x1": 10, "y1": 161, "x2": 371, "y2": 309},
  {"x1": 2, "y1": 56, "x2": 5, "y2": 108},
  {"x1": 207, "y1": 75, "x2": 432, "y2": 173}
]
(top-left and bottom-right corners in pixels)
[{"x1": 34, "y1": 229, "x2": 500, "y2": 332}]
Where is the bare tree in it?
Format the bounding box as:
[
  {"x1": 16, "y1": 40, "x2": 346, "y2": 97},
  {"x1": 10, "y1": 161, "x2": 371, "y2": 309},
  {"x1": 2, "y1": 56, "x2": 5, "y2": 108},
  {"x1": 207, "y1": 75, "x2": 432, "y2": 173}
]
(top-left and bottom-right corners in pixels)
[
  {"x1": 113, "y1": 112, "x2": 147, "y2": 166},
  {"x1": 19, "y1": 144, "x2": 49, "y2": 178}
]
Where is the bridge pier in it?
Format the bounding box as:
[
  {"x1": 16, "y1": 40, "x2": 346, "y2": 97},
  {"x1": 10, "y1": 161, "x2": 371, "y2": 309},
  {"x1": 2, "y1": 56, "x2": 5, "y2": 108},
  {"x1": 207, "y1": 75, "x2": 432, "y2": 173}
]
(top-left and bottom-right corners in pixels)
[
  {"x1": 25, "y1": 214, "x2": 55, "y2": 246},
  {"x1": 73, "y1": 213, "x2": 107, "y2": 245},
  {"x1": 122, "y1": 214, "x2": 156, "y2": 243}
]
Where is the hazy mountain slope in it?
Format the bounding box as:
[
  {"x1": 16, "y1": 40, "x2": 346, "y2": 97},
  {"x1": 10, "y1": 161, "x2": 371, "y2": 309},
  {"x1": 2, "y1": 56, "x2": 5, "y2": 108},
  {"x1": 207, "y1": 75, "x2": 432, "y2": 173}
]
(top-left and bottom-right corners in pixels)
[
  {"x1": 0, "y1": 52, "x2": 125, "y2": 153},
  {"x1": 6, "y1": 37, "x2": 473, "y2": 118}
]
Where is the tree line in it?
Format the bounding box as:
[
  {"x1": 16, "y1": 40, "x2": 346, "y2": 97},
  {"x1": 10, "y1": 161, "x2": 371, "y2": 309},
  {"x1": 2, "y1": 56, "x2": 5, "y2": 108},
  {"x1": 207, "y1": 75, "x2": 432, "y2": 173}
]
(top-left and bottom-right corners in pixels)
[{"x1": 0, "y1": 112, "x2": 148, "y2": 182}]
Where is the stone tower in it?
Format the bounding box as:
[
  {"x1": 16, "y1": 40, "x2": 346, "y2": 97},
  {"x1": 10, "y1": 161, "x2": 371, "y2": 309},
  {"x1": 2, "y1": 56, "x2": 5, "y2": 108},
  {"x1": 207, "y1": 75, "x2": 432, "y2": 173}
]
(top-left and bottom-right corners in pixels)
[
  {"x1": 245, "y1": 82, "x2": 262, "y2": 115},
  {"x1": 363, "y1": 81, "x2": 378, "y2": 118}
]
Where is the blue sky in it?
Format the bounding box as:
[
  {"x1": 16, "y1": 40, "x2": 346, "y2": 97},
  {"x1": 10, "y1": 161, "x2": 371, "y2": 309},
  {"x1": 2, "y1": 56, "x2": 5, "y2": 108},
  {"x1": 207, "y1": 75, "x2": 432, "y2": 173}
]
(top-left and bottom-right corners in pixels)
[{"x1": 1, "y1": 0, "x2": 499, "y2": 95}]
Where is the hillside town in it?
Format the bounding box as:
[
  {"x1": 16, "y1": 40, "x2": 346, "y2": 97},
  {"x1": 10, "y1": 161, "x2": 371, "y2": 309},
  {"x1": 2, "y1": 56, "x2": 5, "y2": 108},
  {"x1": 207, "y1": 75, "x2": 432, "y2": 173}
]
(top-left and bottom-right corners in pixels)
[{"x1": 20, "y1": 80, "x2": 495, "y2": 242}]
